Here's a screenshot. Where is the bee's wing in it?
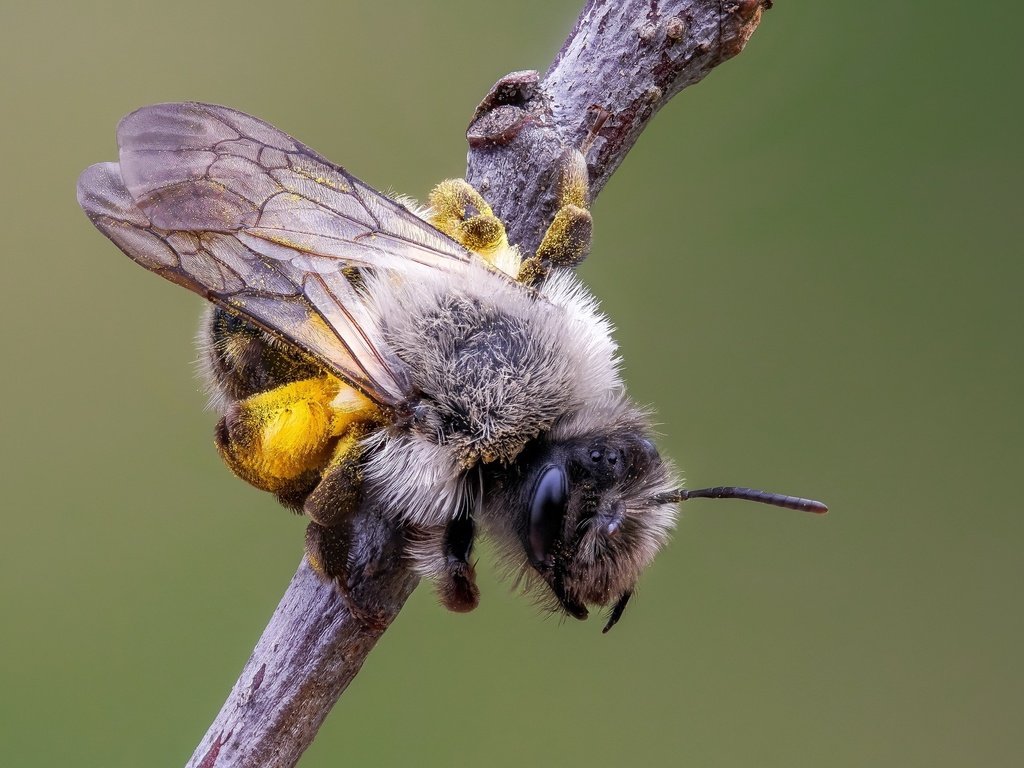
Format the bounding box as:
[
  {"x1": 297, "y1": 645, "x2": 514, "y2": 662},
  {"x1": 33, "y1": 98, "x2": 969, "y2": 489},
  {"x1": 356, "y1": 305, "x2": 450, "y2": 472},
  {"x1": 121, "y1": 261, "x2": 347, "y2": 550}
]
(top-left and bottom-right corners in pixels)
[{"x1": 78, "y1": 102, "x2": 482, "y2": 407}]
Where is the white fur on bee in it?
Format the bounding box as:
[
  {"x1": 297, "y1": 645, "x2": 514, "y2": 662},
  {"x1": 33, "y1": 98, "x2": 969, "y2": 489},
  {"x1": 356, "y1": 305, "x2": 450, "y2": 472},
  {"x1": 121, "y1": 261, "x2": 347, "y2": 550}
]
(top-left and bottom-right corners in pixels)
[
  {"x1": 401, "y1": 524, "x2": 451, "y2": 579},
  {"x1": 481, "y1": 239, "x2": 523, "y2": 279},
  {"x1": 195, "y1": 304, "x2": 230, "y2": 412}
]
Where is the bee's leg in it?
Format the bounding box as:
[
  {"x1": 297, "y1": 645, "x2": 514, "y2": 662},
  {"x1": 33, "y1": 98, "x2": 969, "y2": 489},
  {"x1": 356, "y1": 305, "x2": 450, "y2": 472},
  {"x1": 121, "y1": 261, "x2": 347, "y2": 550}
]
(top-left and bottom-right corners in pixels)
[
  {"x1": 304, "y1": 520, "x2": 351, "y2": 583},
  {"x1": 426, "y1": 178, "x2": 523, "y2": 278},
  {"x1": 519, "y1": 149, "x2": 593, "y2": 283},
  {"x1": 303, "y1": 428, "x2": 394, "y2": 633},
  {"x1": 428, "y1": 178, "x2": 508, "y2": 256},
  {"x1": 301, "y1": 424, "x2": 372, "y2": 527},
  {"x1": 406, "y1": 515, "x2": 481, "y2": 614},
  {"x1": 214, "y1": 376, "x2": 378, "y2": 509},
  {"x1": 203, "y1": 308, "x2": 388, "y2": 630},
  {"x1": 302, "y1": 426, "x2": 398, "y2": 632},
  {"x1": 214, "y1": 417, "x2": 322, "y2": 510},
  {"x1": 437, "y1": 513, "x2": 481, "y2": 613},
  {"x1": 304, "y1": 520, "x2": 383, "y2": 632}
]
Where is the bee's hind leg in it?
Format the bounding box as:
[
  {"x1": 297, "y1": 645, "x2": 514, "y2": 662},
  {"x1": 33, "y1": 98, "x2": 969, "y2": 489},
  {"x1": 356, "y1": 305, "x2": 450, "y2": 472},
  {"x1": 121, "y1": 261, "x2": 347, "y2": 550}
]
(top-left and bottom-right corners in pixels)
[
  {"x1": 304, "y1": 520, "x2": 387, "y2": 632},
  {"x1": 214, "y1": 371, "x2": 379, "y2": 505},
  {"x1": 302, "y1": 423, "x2": 375, "y2": 580},
  {"x1": 203, "y1": 308, "x2": 393, "y2": 627},
  {"x1": 305, "y1": 520, "x2": 352, "y2": 582},
  {"x1": 303, "y1": 427, "x2": 398, "y2": 631},
  {"x1": 204, "y1": 305, "x2": 379, "y2": 508},
  {"x1": 301, "y1": 424, "x2": 371, "y2": 528}
]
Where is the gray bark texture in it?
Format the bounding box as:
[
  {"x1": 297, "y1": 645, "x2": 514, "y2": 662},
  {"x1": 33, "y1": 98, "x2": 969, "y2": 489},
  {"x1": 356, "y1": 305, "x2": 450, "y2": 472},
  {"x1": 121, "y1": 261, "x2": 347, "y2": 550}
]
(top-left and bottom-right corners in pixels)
[
  {"x1": 467, "y1": 0, "x2": 770, "y2": 253},
  {"x1": 186, "y1": 2, "x2": 769, "y2": 766}
]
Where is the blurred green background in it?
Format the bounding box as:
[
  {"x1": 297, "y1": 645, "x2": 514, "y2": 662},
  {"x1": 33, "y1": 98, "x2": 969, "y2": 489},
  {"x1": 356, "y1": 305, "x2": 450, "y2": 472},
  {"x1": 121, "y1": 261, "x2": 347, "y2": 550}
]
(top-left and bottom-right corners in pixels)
[{"x1": 2, "y1": 1, "x2": 1020, "y2": 766}]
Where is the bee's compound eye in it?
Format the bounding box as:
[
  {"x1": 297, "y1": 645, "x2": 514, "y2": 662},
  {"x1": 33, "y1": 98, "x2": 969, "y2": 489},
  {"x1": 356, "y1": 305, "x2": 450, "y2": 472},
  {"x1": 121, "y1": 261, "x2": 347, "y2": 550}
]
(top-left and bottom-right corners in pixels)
[{"x1": 528, "y1": 465, "x2": 569, "y2": 568}]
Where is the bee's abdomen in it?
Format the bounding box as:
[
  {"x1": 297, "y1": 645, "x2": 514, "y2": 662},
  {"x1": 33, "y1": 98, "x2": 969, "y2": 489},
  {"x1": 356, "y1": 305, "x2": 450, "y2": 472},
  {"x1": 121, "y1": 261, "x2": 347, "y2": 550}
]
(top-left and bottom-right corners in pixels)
[{"x1": 202, "y1": 306, "x2": 324, "y2": 402}]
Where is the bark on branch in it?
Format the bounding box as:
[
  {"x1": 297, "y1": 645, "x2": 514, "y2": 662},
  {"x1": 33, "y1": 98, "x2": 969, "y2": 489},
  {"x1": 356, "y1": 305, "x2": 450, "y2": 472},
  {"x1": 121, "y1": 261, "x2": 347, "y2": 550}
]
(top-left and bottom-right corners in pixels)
[
  {"x1": 186, "y1": 2, "x2": 769, "y2": 766},
  {"x1": 467, "y1": 0, "x2": 770, "y2": 253}
]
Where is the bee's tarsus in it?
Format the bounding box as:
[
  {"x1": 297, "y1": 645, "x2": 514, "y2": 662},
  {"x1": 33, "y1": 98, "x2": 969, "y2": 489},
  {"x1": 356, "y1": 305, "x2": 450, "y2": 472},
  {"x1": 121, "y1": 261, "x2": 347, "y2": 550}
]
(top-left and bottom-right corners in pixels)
[{"x1": 535, "y1": 149, "x2": 592, "y2": 270}]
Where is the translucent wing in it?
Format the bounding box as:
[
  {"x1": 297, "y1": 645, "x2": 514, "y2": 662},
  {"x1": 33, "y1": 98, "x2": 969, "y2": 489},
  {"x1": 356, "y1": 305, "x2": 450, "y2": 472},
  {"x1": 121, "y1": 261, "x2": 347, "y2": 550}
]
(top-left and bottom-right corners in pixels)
[{"x1": 78, "y1": 102, "x2": 481, "y2": 407}]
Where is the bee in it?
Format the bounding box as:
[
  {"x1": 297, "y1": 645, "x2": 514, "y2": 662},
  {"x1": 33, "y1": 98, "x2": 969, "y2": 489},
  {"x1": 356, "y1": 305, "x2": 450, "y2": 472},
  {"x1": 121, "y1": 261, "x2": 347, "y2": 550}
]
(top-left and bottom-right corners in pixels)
[{"x1": 78, "y1": 103, "x2": 825, "y2": 632}]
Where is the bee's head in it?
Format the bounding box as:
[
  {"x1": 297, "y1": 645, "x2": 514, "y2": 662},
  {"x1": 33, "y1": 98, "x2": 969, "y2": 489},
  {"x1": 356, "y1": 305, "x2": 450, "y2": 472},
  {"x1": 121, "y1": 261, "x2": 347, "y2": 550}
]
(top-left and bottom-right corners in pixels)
[
  {"x1": 489, "y1": 421, "x2": 679, "y2": 632},
  {"x1": 484, "y1": 403, "x2": 827, "y2": 632}
]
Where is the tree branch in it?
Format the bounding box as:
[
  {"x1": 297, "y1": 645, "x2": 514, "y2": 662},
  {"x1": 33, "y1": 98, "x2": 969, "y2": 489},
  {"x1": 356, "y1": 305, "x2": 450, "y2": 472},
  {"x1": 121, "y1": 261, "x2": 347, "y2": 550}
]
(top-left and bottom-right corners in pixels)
[
  {"x1": 467, "y1": 0, "x2": 770, "y2": 253},
  {"x1": 186, "y1": 502, "x2": 417, "y2": 768},
  {"x1": 186, "y1": 2, "x2": 769, "y2": 765}
]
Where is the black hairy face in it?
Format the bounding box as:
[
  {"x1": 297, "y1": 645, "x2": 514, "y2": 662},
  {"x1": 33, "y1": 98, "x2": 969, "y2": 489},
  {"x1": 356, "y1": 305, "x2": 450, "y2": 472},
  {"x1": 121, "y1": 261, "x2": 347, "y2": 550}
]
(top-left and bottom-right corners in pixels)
[{"x1": 488, "y1": 428, "x2": 676, "y2": 629}]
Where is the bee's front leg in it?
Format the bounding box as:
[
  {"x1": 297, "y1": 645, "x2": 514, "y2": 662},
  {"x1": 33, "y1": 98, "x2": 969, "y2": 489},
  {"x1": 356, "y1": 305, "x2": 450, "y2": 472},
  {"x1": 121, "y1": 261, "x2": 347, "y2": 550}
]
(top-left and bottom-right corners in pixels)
[
  {"x1": 437, "y1": 513, "x2": 481, "y2": 613},
  {"x1": 406, "y1": 514, "x2": 481, "y2": 614}
]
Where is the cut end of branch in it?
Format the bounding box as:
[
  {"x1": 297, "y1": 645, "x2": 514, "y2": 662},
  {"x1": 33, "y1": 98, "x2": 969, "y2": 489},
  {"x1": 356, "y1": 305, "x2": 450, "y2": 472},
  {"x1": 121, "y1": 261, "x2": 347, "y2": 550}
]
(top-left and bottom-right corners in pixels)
[{"x1": 723, "y1": 0, "x2": 773, "y2": 58}]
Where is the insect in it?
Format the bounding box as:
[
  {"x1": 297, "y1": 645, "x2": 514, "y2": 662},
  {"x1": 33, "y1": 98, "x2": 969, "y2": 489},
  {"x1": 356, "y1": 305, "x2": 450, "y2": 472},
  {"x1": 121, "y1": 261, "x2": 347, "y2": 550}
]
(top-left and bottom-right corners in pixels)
[{"x1": 78, "y1": 102, "x2": 826, "y2": 632}]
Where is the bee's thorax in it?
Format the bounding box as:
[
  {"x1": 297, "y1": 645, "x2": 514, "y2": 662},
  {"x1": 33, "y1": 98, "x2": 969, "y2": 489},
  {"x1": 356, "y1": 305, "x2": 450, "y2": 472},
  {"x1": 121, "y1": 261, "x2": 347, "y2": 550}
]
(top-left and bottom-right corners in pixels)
[{"x1": 359, "y1": 265, "x2": 622, "y2": 528}]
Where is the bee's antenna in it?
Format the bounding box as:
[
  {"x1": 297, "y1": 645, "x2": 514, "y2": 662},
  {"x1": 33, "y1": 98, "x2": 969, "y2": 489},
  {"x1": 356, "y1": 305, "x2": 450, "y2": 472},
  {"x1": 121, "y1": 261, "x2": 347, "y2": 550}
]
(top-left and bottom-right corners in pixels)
[{"x1": 660, "y1": 487, "x2": 828, "y2": 514}]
